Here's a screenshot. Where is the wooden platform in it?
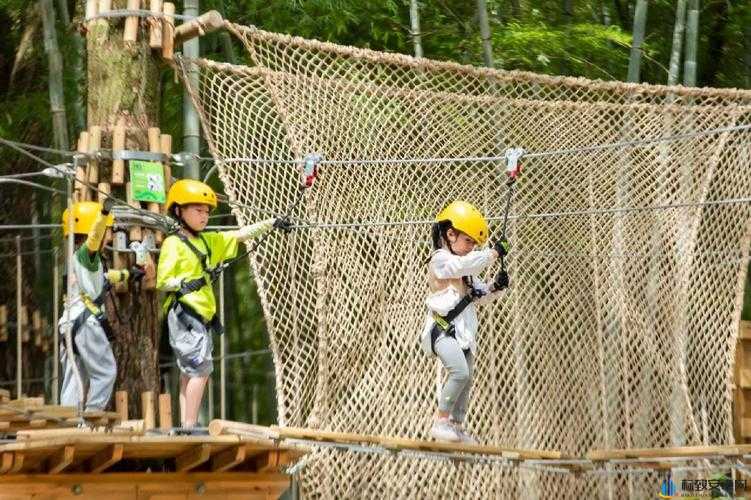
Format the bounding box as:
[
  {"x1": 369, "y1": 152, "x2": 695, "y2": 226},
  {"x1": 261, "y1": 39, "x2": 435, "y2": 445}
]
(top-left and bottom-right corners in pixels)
[
  {"x1": 208, "y1": 420, "x2": 561, "y2": 461},
  {"x1": 0, "y1": 432, "x2": 307, "y2": 499},
  {"x1": 0, "y1": 397, "x2": 121, "y2": 434}
]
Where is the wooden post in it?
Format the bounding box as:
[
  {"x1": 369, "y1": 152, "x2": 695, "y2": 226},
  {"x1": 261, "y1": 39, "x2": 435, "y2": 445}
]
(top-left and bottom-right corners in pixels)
[
  {"x1": 75, "y1": 132, "x2": 90, "y2": 201},
  {"x1": 0, "y1": 305, "x2": 7, "y2": 342},
  {"x1": 87, "y1": 125, "x2": 102, "y2": 186},
  {"x1": 111, "y1": 121, "x2": 126, "y2": 185},
  {"x1": 20, "y1": 306, "x2": 29, "y2": 343},
  {"x1": 174, "y1": 11, "x2": 224, "y2": 45},
  {"x1": 124, "y1": 0, "x2": 140, "y2": 43},
  {"x1": 159, "y1": 393, "x2": 172, "y2": 429},
  {"x1": 85, "y1": 0, "x2": 97, "y2": 21},
  {"x1": 162, "y1": 2, "x2": 175, "y2": 60},
  {"x1": 16, "y1": 235, "x2": 22, "y2": 397},
  {"x1": 160, "y1": 134, "x2": 172, "y2": 198},
  {"x1": 116, "y1": 390, "x2": 129, "y2": 421},
  {"x1": 149, "y1": 0, "x2": 163, "y2": 49},
  {"x1": 97, "y1": 182, "x2": 113, "y2": 245},
  {"x1": 141, "y1": 391, "x2": 155, "y2": 430},
  {"x1": 126, "y1": 182, "x2": 143, "y2": 242},
  {"x1": 147, "y1": 127, "x2": 164, "y2": 247}
]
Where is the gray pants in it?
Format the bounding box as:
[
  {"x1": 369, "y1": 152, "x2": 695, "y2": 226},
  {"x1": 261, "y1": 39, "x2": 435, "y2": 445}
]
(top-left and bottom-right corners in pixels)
[
  {"x1": 434, "y1": 335, "x2": 474, "y2": 423},
  {"x1": 167, "y1": 303, "x2": 213, "y2": 377},
  {"x1": 60, "y1": 318, "x2": 116, "y2": 411}
]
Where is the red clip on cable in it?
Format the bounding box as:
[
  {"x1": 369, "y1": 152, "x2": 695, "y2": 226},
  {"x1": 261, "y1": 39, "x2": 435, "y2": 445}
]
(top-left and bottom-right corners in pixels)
[
  {"x1": 504, "y1": 147, "x2": 525, "y2": 181},
  {"x1": 301, "y1": 153, "x2": 321, "y2": 189}
]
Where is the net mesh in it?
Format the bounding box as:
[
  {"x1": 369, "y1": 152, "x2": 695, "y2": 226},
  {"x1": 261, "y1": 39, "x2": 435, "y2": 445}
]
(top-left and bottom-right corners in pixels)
[{"x1": 180, "y1": 22, "x2": 751, "y2": 497}]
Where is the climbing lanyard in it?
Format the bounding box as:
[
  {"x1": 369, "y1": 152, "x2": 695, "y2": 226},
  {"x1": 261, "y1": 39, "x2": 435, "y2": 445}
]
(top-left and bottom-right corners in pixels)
[
  {"x1": 498, "y1": 147, "x2": 524, "y2": 273},
  {"x1": 175, "y1": 153, "x2": 321, "y2": 284}
]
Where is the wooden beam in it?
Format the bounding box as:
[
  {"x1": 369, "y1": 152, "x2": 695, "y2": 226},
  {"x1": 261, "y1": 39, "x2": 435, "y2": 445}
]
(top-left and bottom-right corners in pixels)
[
  {"x1": 162, "y1": 3, "x2": 175, "y2": 60},
  {"x1": 89, "y1": 444, "x2": 123, "y2": 473},
  {"x1": 211, "y1": 445, "x2": 246, "y2": 472},
  {"x1": 174, "y1": 10, "x2": 224, "y2": 45},
  {"x1": 115, "y1": 390, "x2": 128, "y2": 421},
  {"x1": 0, "y1": 388, "x2": 9, "y2": 402},
  {"x1": 158, "y1": 393, "x2": 171, "y2": 430},
  {"x1": 210, "y1": 420, "x2": 279, "y2": 440},
  {"x1": 47, "y1": 445, "x2": 75, "y2": 474},
  {"x1": 149, "y1": 0, "x2": 163, "y2": 49},
  {"x1": 111, "y1": 121, "x2": 126, "y2": 185},
  {"x1": 587, "y1": 445, "x2": 743, "y2": 461},
  {"x1": 175, "y1": 444, "x2": 212, "y2": 472},
  {"x1": 141, "y1": 391, "x2": 155, "y2": 430},
  {"x1": 75, "y1": 132, "x2": 89, "y2": 201},
  {"x1": 254, "y1": 450, "x2": 283, "y2": 473},
  {"x1": 9, "y1": 453, "x2": 24, "y2": 474},
  {"x1": 124, "y1": 0, "x2": 141, "y2": 43},
  {"x1": 87, "y1": 125, "x2": 102, "y2": 185},
  {"x1": 0, "y1": 452, "x2": 13, "y2": 474},
  {"x1": 741, "y1": 321, "x2": 751, "y2": 340}
]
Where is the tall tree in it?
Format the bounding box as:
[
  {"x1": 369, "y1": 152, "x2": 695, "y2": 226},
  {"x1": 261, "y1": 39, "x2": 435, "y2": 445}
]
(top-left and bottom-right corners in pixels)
[
  {"x1": 626, "y1": 0, "x2": 647, "y2": 83},
  {"x1": 476, "y1": 0, "x2": 494, "y2": 67},
  {"x1": 667, "y1": 0, "x2": 686, "y2": 86},
  {"x1": 409, "y1": 0, "x2": 423, "y2": 58},
  {"x1": 183, "y1": 0, "x2": 201, "y2": 179},
  {"x1": 55, "y1": 0, "x2": 86, "y2": 132},
  {"x1": 39, "y1": 0, "x2": 68, "y2": 151},
  {"x1": 683, "y1": 0, "x2": 699, "y2": 86},
  {"x1": 86, "y1": 0, "x2": 162, "y2": 403}
]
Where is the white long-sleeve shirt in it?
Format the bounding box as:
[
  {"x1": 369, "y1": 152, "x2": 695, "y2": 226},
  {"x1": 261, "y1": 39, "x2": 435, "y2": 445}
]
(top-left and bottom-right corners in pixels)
[{"x1": 420, "y1": 248, "x2": 504, "y2": 355}]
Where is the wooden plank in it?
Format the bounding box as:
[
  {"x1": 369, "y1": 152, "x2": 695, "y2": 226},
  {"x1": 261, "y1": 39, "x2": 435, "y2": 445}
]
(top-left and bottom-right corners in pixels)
[
  {"x1": 149, "y1": 0, "x2": 163, "y2": 48},
  {"x1": 87, "y1": 125, "x2": 102, "y2": 185},
  {"x1": 162, "y1": 3, "x2": 175, "y2": 60},
  {"x1": 158, "y1": 393, "x2": 171, "y2": 430},
  {"x1": 124, "y1": 0, "x2": 140, "y2": 43},
  {"x1": 126, "y1": 182, "x2": 142, "y2": 242},
  {"x1": 740, "y1": 321, "x2": 751, "y2": 340},
  {"x1": 211, "y1": 420, "x2": 280, "y2": 440},
  {"x1": 0, "y1": 389, "x2": 10, "y2": 402},
  {"x1": 75, "y1": 132, "x2": 90, "y2": 201},
  {"x1": 115, "y1": 391, "x2": 128, "y2": 421},
  {"x1": 0, "y1": 305, "x2": 7, "y2": 342},
  {"x1": 379, "y1": 436, "x2": 523, "y2": 460},
  {"x1": 47, "y1": 445, "x2": 75, "y2": 474},
  {"x1": 211, "y1": 445, "x2": 246, "y2": 472},
  {"x1": 89, "y1": 444, "x2": 123, "y2": 473},
  {"x1": 9, "y1": 452, "x2": 24, "y2": 473},
  {"x1": 141, "y1": 391, "x2": 155, "y2": 430},
  {"x1": 253, "y1": 450, "x2": 283, "y2": 473},
  {"x1": 111, "y1": 120, "x2": 126, "y2": 184},
  {"x1": 0, "y1": 452, "x2": 13, "y2": 474},
  {"x1": 175, "y1": 444, "x2": 212, "y2": 472},
  {"x1": 587, "y1": 445, "x2": 744, "y2": 461}
]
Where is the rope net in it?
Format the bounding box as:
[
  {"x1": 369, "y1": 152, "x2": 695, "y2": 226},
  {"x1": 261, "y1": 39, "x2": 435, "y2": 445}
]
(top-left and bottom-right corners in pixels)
[{"x1": 180, "y1": 22, "x2": 751, "y2": 497}]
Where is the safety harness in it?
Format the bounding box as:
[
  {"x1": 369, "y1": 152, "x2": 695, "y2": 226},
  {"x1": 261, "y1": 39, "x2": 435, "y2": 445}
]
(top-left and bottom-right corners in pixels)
[
  {"x1": 169, "y1": 232, "x2": 224, "y2": 335},
  {"x1": 64, "y1": 262, "x2": 117, "y2": 356},
  {"x1": 428, "y1": 148, "x2": 524, "y2": 355}
]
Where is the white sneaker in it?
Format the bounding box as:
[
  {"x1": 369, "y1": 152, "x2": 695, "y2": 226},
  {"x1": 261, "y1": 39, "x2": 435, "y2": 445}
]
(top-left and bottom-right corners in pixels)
[
  {"x1": 430, "y1": 418, "x2": 461, "y2": 442},
  {"x1": 451, "y1": 423, "x2": 478, "y2": 445}
]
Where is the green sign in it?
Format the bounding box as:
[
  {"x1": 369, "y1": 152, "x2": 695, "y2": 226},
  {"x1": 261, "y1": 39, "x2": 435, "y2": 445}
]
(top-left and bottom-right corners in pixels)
[{"x1": 129, "y1": 160, "x2": 166, "y2": 203}]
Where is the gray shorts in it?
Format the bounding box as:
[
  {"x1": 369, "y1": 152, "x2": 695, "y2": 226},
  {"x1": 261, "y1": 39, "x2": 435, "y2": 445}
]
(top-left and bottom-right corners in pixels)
[{"x1": 167, "y1": 303, "x2": 214, "y2": 377}]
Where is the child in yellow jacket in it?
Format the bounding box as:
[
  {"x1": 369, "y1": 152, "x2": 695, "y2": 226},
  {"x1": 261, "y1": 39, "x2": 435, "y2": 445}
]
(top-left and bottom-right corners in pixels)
[{"x1": 157, "y1": 179, "x2": 283, "y2": 429}]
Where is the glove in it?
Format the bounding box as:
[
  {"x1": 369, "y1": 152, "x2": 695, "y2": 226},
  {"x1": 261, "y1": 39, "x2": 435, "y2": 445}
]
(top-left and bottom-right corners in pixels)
[
  {"x1": 180, "y1": 276, "x2": 207, "y2": 295},
  {"x1": 273, "y1": 217, "x2": 293, "y2": 233},
  {"x1": 128, "y1": 266, "x2": 146, "y2": 283},
  {"x1": 493, "y1": 270, "x2": 509, "y2": 291},
  {"x1": 493, "y1": 239, "x2": 510, "y2": 258},
  {"x1": 102, "y1": 197, "x2": 115, "y2": 215}
]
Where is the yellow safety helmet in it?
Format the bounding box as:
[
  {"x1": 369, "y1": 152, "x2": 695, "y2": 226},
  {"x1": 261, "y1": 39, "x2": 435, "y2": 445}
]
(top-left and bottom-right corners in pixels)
[
  {"x1": 435, "y1": 200, "x2": 489, "y2": 245},
  {"x1": 62, "y1": 202, "x2": 113, "y2": 237},
  {"x1": 165, "y1": 179, "x2": 218, "y2": 212}
]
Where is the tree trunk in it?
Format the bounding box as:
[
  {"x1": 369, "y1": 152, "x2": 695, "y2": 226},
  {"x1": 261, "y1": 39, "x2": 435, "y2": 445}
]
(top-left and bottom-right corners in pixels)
[
  {"x1": 87, "y1": 0, "x2": 162, "y2": 407},
  {"x1": 683, "y1": 0, "x2": 699, "y2": 87},
  {"x1": 216, "y1": 0, "x2": 236, "y2": 64},
  {"x1": 626, "y1": 0, "x2": 648, "y2": 83},
  {"x1": 475, "y1": 0, "x2": 493, "y2": 67},
  {"x1": 745, "y1": 19, "x2": 751, "y2": 88},
  {"x1": 611, "y1": 0, "x2": 628, "y2": 28},
  {"x1": 702, "y1": 0, "x2": 728, "y2": 87},
  {"x1": 667, "y1": 0, "x2": 686, "y2": 86},
  {"x1": 409, "y1": 0, "x2": 423, "y2": 58},
  {"x1": 40, "y1": 0, "x2": 69, "y2": 151},
  {"x1": 55, "y1": 0, "x2": 86, "y2": 132}
]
